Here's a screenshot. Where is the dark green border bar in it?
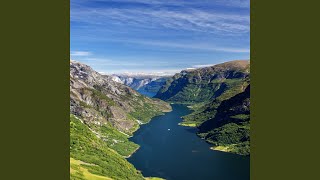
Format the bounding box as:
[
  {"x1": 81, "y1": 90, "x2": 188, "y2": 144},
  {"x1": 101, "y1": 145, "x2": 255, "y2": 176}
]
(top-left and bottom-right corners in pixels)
[
  {"x1": 1, "y1": 0, "x2": 69, "y2": 179},
  {"x1": 1, "y1": 0, "x2": 320, "y2": 179},
  {"x1": 251, "y1": 0, "x2": 320, "y2": 179}
]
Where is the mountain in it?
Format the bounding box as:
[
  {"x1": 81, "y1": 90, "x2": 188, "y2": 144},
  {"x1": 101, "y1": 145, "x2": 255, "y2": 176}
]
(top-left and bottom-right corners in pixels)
[
  {"x1": 154, "y1": 60, "x2": 250, "y2": 155},
  {"x1": 71, "y1": 61, "x2": 171, "y2": 134},
  {"x1": 138, "y1": 77, "x2": 169, "y2": 93},
  {"x1": 155, "y1": 60, "x2": 249, "y2": 126},
  {"x1": 154, "y1": 60, "x2": 249, "y2": 104},
  {"x1": 70, "y1": 61, "x2": 171, "y2": 179},
  {"x1": 110, "y1": 75, "x2": 155, "y2": 90},
  {"x1": 110, "y1": 74, "x2": 169, "y2": 94}
]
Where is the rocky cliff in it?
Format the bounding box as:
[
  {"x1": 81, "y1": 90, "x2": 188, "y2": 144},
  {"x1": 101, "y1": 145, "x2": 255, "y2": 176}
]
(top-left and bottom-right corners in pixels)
[{"x1": 70, "y1": 60, "x2": 171, "y2": 135}]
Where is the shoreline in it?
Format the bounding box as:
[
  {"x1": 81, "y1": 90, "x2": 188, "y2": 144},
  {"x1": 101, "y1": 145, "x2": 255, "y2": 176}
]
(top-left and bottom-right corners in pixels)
[
  {"x1": 210, "y1": 146, "x2": 232, "y2": 153},
  {"x1": 178, "y1": 122, "x2": 197, "y2": 127},
  {"x1": 124, "y1": 146, "x2": 140, "y2": 159}
]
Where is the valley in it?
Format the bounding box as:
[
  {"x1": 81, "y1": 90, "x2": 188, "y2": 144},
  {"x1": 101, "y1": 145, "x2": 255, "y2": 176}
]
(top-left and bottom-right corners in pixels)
[
  {"x1": 70, "y1": 60, "x2": 250, "y2": 180},
  {"x1": 128, "y1": 104, "x2": 249, "y2": 180}
]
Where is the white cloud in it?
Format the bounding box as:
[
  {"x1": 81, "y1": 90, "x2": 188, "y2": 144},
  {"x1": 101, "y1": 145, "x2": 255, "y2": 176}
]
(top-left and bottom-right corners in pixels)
[
  {"x1": 114, "y1": 39, "x2": 250, "y2": 53},
  {"x1": 75, "y1": 0, "x2": 250, "y2": 8},
  {"x1": 192, "y1": 64, "x2": 217, "y2": 68},
  {"x1": 70, "y1": 51, "x2": 92, "y2": 56},
  {"x1": 102, "y1": 68, "x2": 181, "y2": 76},
  {"x1": 71, "y1": 7, "x2": 249, "y2": 35}
]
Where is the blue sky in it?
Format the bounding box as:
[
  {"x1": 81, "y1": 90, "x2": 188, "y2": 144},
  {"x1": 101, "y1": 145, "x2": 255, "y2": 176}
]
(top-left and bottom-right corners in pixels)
[{"x1": 71, "y1": 0, "x2": 250, "y2": 75}]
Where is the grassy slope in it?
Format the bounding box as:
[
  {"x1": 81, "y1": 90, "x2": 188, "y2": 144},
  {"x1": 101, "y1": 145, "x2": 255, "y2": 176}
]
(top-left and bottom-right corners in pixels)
[
  {"x1": 70, "y1": 158, "x2": 113, "y2": 180},
  {"x1": 70, "y1": 115, "x2": 145, "y2": 180},
  {"x1": 88, "y1": 124, "x2": 139, "y2": 157}
]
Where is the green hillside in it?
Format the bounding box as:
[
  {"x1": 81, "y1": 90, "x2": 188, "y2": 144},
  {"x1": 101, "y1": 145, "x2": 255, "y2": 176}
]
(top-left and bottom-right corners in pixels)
[
  {"x1": 70, "y1": 115, "x2": 144, "y2": 180},
  {"x1": 199, "y1": 85, "x2": 250, "y2": 155},
  {"x1": 154, "y1": 60, "x2": 251, "y2": 155}
]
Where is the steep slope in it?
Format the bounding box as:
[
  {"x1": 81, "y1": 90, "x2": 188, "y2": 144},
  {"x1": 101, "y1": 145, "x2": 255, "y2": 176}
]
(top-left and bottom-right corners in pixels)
[
  {"x1": 198, "y1": 85, "x2": 250, "y2": 155},
  {"x1": 70, "y1": 115, "x2": 144, "y2": 180},
  {"x1": 70, "y1": 61, "x2": 172, "y2": 180},
  {"x1": 155, "y1": 60, "x2": 249, "y2": 104},
  {"x1": 70, "y1": 61, "x2": 171, "y2": 135},
  {"x1": 155, "y1": 60, "x2": 250, "y2": 127}
]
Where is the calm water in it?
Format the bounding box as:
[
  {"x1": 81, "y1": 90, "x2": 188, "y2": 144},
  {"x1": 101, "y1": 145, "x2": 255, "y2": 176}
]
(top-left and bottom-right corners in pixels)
[{"x1": 128, "y1": 104, "x2": 250, "y2": 180}]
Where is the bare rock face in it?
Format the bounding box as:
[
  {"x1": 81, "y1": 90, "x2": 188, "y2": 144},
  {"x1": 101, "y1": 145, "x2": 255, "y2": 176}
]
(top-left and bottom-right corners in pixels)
[{"x1": 70, "y1": 60, "x2": 171, "y2": 134}]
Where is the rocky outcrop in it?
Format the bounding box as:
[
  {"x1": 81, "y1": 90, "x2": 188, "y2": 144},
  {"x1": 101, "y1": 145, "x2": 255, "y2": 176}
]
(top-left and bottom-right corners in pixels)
[{"x1": 70, "y1": 60, "x2": 171, "y2": 135}]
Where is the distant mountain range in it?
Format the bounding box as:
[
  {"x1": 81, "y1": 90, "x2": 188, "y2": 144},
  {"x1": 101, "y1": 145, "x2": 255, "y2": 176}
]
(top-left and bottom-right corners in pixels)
[{"x1": 109, "y1": 74, "x2": 170, "y2": 94}]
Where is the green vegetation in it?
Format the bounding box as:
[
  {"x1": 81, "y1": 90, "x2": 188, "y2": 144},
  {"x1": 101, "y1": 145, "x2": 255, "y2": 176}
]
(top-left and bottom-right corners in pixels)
[
  {"x1": 181, "y1": 78, "x2": 249, "y2": 126},
  {"x1": 129, "y1": 100, "x2": 166, "y2": 123},
  {"x1": 70, "y1": 115, "x2": 145, "y2": 180},
  {"x1": 89, "y1": 87, "x2": 116, "y2": 106},
  {"x1": 210, "y1": 141, "x2": 249, "y2": 155},
  {"x1": 178, "y1": 122, "x2": 197, "y2": 127},
  {"x1": 201, "y1": 123, "x2": 250, "y2": 155},
  {"x1": 198, "y1": 85, "x2": 251, "y2": 155},
  {"x1": 89, "y1": 124, "x2": 139, "y2": 157},
  {"x1": 155, "y1": 60, "x2": 249, "y2": 104},
  {"x1": 145, "y1": 178, "x2": 165, "y2": 180},
  {"x1": 70, "y1": 158, "x2": 113, "y2": 180},
  {"x1": 201, "y1": 122, "x2": 249, "y2": 144}
]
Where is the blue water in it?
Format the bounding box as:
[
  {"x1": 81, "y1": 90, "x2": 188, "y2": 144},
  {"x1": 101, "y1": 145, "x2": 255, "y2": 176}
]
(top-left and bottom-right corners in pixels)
[{"x1": 128, "y1": 104, "x2": 250, "y2": 180}]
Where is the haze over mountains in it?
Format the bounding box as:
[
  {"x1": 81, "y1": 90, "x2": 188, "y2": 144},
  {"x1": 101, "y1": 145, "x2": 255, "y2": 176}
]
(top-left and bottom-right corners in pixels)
[{"x1": 110, "y1": 74, "x2": 170, "y2": 95}]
